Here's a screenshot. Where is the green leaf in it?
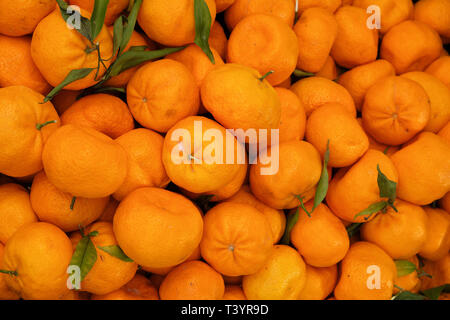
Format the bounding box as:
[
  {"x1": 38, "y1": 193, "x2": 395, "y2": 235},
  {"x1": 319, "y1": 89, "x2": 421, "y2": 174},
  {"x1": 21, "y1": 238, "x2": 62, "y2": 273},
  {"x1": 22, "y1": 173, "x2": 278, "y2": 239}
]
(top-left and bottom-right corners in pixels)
[
  {"x1": 69, "y1": 234, "x2": 98, "y2": 281},
  {"x1": 128, "y1": 45, "x2": 149, "y2": 52},
  {"x1": 353, "y1": 201, "x2": 387, "y2": 220},
  {"x1": 311, "y1": 140, "x2": 330, "y2": 213},
  {"x1": 194, "y1": 0, "x2": 215, "y2": 64},
  {"x1": 79, "y1": 86, "x2": 126, "y2": 99},
  {"x1": 377, "y1": 165, "x2": 397, "y2": 203},
  {"x1": 295, "y1": 195, "x2": 311, "y2": 217},
  {"x1": 90, "y1": 0, "x2": 109, "y2": 40},
  {"x1": 43, "y1": 68, "x2": 94, "y2": 102},
  {"x1": 120, "y1": 0, "x2": 143, "y2": 53},
  {"x1": 293, "y1": 69, "x2": 315, "y2": 78},
  {"x1": 112, "y1": 15, "x2": 124, "y2": 57},
  {"x1": 281, "y1": 207, "x2": 300, "y2": 245},
  {"x1": 393, "y1": 290, "x2": 426, "y2": 300},
  {"x1": 421, "y1": 284, "x2": 450, "y2": 300},
  {"x1": 395, "y1": 260, "x2": 417, "y2": 277},
  {"x1": 346, "y1": 223, "x2": 363, "y2": 238},
  {"x1": 107, "y1": 47, "x2": 185, "y2": 78},
  {"x1": 98, "y1": 245, "x2": 134, "y2": 262},
  {"x1": 56, "y1": 0, "x2": 93, "y2": 41}
]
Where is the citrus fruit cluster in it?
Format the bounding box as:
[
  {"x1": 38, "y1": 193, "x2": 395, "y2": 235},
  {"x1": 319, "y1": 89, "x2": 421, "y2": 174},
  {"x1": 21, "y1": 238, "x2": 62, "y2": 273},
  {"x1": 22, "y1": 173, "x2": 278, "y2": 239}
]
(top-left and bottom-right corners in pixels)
[{"x1": 0, "y1": 0, "x2": 449, "y2": 301}]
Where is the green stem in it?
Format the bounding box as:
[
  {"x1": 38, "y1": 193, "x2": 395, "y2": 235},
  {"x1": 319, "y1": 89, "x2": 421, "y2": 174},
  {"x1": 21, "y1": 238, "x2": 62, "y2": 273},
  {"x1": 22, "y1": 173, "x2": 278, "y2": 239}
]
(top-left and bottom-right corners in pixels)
[
  {"x1": 36, "y1": 120, "x2": 57, "y2": 130},
  {"x1": 70, "y1": 197, "x2": 76, "y2": 211},
  {"x1": 0, "y1": 270, "x2": 18, "y2": 276},
  {"x1": 259, "y1": 70, "x2": 274, "y2": 82}
]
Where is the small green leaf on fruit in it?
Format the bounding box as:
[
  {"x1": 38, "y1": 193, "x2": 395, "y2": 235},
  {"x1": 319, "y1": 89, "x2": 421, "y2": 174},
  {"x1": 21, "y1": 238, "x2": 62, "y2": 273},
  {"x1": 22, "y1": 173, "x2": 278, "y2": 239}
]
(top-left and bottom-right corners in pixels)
[
  {"x1": 43, "y1": 68, "x2": 95, "y2": 102},
  {"x1": 98, "y1": 245, "x2": 134, "y2": 262},
  {"x1": 395, "y1": 260, "x2": 417, "y2": 277},
  {"x1": 194, "y1": 0, "x2": 215, "y2": 64}
]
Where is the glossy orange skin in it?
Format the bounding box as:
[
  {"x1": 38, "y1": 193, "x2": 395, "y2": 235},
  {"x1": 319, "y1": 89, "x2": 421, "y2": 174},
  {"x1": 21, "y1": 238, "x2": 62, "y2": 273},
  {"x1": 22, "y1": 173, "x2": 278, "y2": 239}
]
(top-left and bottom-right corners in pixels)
[
  {"x1": 138, "y1": 0, "x2": 216, "y2": 46},
  {"x1": 306, "y1": 103, "x2": 369, "y2": 168},
  {"x1": 0, "y1": 86, "x2": 60, "y2": 178},
  {"x1": 290, "y1": 202, "x2": 350, "y2": 267},
  {"x1": 331, "y1": 6, "x2": 379, "y2": 69},
  {"x1": 227, "y1": 185, "x2": 286, "y2": 244},
  {"x1": 225, "y1": 0, "x2": 295, "y2": 30},
  {"x1": 0, "y1": 35, "x2": 50, "y2": 94},
  {"x1": 0, "y1": 0, "x2": 55, "y2": 36},
  {"x1": 362, "y1": 76, "x2": 431, "y2": 146},
  {"x1": 316, "y1": 56, "x2": 338, "y2": 80},
  {"x1": 69, "y1": 0, "x2": 129, "y2": 25},
  {"x1": 361, "y1": 200, "x2": 428, "y2": 259},
  {"x1": 209, "y1": 21, "x2": 228, "y2": 60},
  {"x1": 334, "y1": 242, "x2": 397, "y2": 300},
  {"x1": 162, "y1": 116, "x2": 246, "y2": 194},
  {"x1": 440, "y1": 192, "x2": 450, "y2": 213},
  {"x1": 30, "y1": 171, "x2": 108, "y2": 232},
  {"x1": 61, "y1": 94, "x2": 135, "y2": 139},
  {"x1": 394, "y1": 255, "x2": 421, "y2": 294},
  {"x1": 42, "y1": 125, "x2": 128, "y2": 198},
  {"x1": 222, "y1": 285, "x2": 247, "y2": 300},
  {"x1": 242, "y1": 245, "x2": 307, "y2": 300},
  {"x1": 92, "y1": 274, "x2": 160, "y2": 300},
  {"x1": 98, "y1": 198, "x2": 120, "y2": 222},
  {"x1": 200, "y1": 202, "x2": 273, "y2": 276},
  {"x1": 352, "y1": 0, "x2": 414, "y2": 34},
  {"x1": 401, "y1": 72, "x2": 450, "y2": 133},
  {"x1": 0, "y1": 184, "x2": 37, "y2": 245},
  {"x1": 201, "y1": 64, "x2": 281, "y2": 132},
  {"x1": 298, "y1": 264, "x2": 338, "y2": 300},
  {"x1": 52, "y1": 90, "x2": 81, "y2": 116},
  {"x1": 0, "y1": 243, "x2": 19, "y2": 300},
  {"x1": 127, "y1": 59, "x2": 200, "y2": 133},
  {"x1": 380, "y1": 20, "x2": 442, "y2": 74},
  {"x1": 326, "y1": 149, "x2": 399, "y2": 223},
  {"x1": 297, "y1": 0, "x2": 342, "y2": 14},
  {"x1": 414, "y1": 0, "x2": 450, "y2": 41},
  {"x1": 294, "y1": 8, "x2": 338, "y2": 73},
  {"x1": 426, "y1": 56, "x2": 450, "y2": 89},
  {"x1": 70, "y1": 222, "x2": 138, "y2": 295},
  {"x1": 166, "y1": 44, "x2": 224, "y2": 88},
  {"x1": 227, "y1": 14, "x2": 299, "y2": 86},
  {"x1": 141, "y1": 246, "x2": 202, "y2": 276},
  {"x1": 418, "y1": 207, "x2": 450, "y2": 261},
  {"x1": 275, "y1": 87, "x2": 306, "y2": 144},
  {"x1": 438, "y1": 121, "x2": 450, "y2": 142},
  {"x1": 105, "y1": 28, "x2": 154, "y2": 88},
  {"x1": 420, "y1": 254, "x2": 450, "y2": 291},
  {"x1": 338, "y1": 59, "x2": 396, "y2": 111},
  {"x1": 113, "y1": 188, "x2": 203, "y2": 269},
  {"x1": 159, "y1": 261, "x2": 225, "y2": 300},
  {"x1": 1, "y1": 222, "x2": 73, "y2": 300},
  {"x1": 390, "y1": 132, "x2": 450, "y2": 205},
  {"x1": 181, "y1": 163, "x2": 247, "y2": 202},
  {"x1": 113, "y1": 129, "x2": 170, "y2": 201},
  {"x1": 31, "y1": 9, "x2": 113, "y2": 90},
  {"x1": 290, "y1": 76, "x2": 356, "y2": 117},
  {"x1": 250, "y1": 140, "x2": 323, "y2": 210}
]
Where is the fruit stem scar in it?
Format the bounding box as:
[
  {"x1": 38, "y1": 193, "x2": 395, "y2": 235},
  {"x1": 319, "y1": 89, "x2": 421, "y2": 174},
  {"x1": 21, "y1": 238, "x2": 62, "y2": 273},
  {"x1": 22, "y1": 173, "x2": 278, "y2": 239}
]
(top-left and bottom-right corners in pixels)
[
  {"x1": 259, "y1": 70, "x2": 274, "y2": 82},
  {"x1": 70, "y1": 197, "x2": 76, "y2": 211},
  {"x1": 228, "y1": 244, "x2": 235, "y2": 252},
  {"x1": 36, "y1": 120, "x2": 57, "y2": 130},
  {"x1": 0, "y1": 270, "x2": 18, "y2": 276}
]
